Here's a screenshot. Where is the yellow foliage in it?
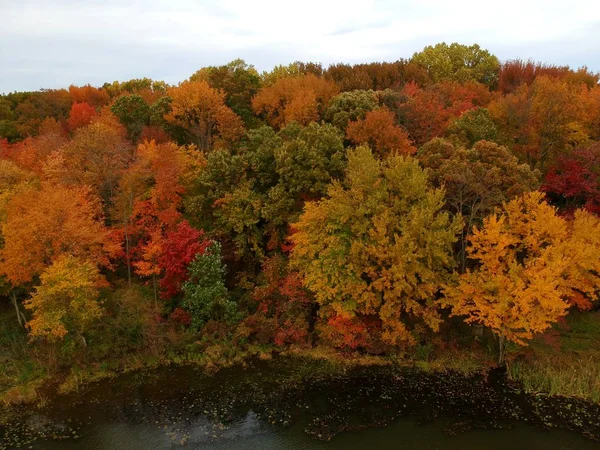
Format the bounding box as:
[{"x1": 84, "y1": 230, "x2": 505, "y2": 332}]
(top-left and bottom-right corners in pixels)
[
  {"x1": 291, "y1": 146, "x2": 462, "y2": 347},
  {"x1": 444, "y1": 191, "x2": 600, "y2": 347},
  {"x1": 25, "y1": 255, "x2": 106, "y2": 341}
]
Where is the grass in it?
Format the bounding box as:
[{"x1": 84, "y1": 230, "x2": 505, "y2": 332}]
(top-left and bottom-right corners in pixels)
[{"x1": 508, "y1": 310, "x2": 600, "y2": 402}]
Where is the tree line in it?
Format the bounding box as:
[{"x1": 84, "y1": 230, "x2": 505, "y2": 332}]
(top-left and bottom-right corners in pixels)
[{"x1": 1, "y1": 42, "x2": 599, "y2": 368}]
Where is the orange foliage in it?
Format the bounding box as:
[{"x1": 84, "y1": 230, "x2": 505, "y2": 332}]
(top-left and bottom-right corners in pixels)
[
  {"x1": 346, "y1": 107, "x2": 415, "y2": 156},
  {"x1": 68, "y1": 84, "x2": 110, "y2": 108},
  {"x1": 0, "y1": 182, "x2": 120, "y2": 286},
  {"x1": 67, "y1": 102, "x2": 97, "y2": 132},
  {"x1": 252, "y1": 74, "x2": 338, "y2": 128},
  {"x1": 165, "y1": 80, "x2": 245, "y2": 151}
]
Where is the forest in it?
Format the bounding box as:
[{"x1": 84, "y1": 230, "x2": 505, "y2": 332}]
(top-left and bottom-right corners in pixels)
[{"x1": 1, "y1": 42, "x2": 600, "y2": 405}]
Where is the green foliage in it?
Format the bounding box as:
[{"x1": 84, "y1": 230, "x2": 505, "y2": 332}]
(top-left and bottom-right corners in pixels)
[
  {"x1": 182, "y1": 241, "x2": 237, "y2": 330},
  {"x1": 110, "y1": 94, "x2": 150, "y2": 141},
  {"x1": 446, "y1": 108, "x2": 499, "y2": 147},
  {"x1": 325, "y1": 90, "x2": 379, "y2": 130},
  {"x1": 291, "y1": 146, "x2": 463, "y2": 347},
  {"x1": 411, "y1": 42, "x2": 500, "y2": 87},
  {"x1": 190, "y1": 59, "x2": 262, "y2": 127}
]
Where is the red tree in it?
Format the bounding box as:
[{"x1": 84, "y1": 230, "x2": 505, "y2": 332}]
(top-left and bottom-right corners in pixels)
[
  {"x1": 67, "y1": 102, "x2": 97, "y2": 132},
  {"x1": 158, "y1": 221, "x2": 210, "y2": 299}
]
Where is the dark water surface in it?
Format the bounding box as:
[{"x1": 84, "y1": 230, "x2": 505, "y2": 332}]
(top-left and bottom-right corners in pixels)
[{"x1": 3, "y1": 360, "x2": 599, "y2": 449}]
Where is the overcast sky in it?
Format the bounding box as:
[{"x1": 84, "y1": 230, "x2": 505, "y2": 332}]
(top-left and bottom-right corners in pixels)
[{"x1": 1, "y1": 0, "x2": 599, "y2": 93}]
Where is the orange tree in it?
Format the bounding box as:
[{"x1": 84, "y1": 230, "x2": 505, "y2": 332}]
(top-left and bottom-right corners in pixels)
[{"x1": 443, "y1": 191, "x2": 600, "y2": 364}]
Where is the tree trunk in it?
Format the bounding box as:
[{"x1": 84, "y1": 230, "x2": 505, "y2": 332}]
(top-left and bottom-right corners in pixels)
[
  {"x1": 152, "y1": 274, "x2": 158, "y2": 308},
  {"x1": 124, "y1": 226, "x2": 132, "y2": 287},
  {"x1": 11, "y1": 291, "x2": 26, "y2": 328},
  {"x1": 497, "y1": 333, "x2": 506, "y2": 366}
]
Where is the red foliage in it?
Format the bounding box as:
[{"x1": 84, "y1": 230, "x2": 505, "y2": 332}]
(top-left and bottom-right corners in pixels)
[
  {"x1": 248, "y1": 254, "x2": 312, "y2": 347},
  {"x1": 498, "y1": 59, "x2": 599, "y2": 94},
  {"x1": 170, "y1": 307, "x2": 192, "y2": 327},
  {"x1": 400, "y1": 81, "x2": 490, "y2": 145},
  {"x1": 67, "y1": 102, "x2": 97, "y2": 132},
  {"x1": 319, "y1": 315, "x2": 369, "y2": 350},
  {"x1": 69, "y1": 84, "x2": 110, "y2": 108},
  {"x1": 158, "y1": 220, "x2": 210, "y2": 299},
  {"x1": 542, "y1": 143, "x2": 600, "y2": 214}
]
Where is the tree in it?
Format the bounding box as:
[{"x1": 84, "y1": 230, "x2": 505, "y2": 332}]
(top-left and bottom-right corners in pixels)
[
  {"x1": 110, "y1": 94, "x2": 150, "y2": 142},
  {"x1": 190, "y1": 59, "x2": 262, "y2": 126},
  {"x1": 182, "y1": 241, "x2": 237, "y2": 330},
  {"x1": 411, "y1": 42, "x2": 500, "y2": 87},
  {"x1": 25, "y1": 255, "x2": 106, "y2": 343},
  {"x1": 324, "y1": 90, "x2": 379, "y2": 130},
  {"x1": 165, "y1": 80, "x2": 245, "y2": 151},
  {"x1": 291, "y1": 146, "x2": 462, "y2": 347},
  {"x1": 0, "y1": 182, "x2": 119, "y2": 287},
  {"x1": 51, "y1": 113, "x2": 133, "y2": 207},
  {"x1": 399, "y1": 81, "x2": 490, "y2": 146},
  {"x1": 443, "y1": 192, "x2": 600, "y2": 364},
  {"x1": 69, "y1": 84, "x2": 110, "y2": 108},
  {"x1": 159, "y1": 221, "x2": 210, "y2": 300},
  {"x1": 418, "y1": 138, "x2": 539, "y2": 271},
  {"x1": 244, "y1": 253, "x2": 312, "y2": 347},
  {"x1": 542, "y1": 142, "x2": 600, "y2": 214},
  {"x1": 67, "y1": 102, "x2": 96, "y2": 132},
  {"x1": 346, "y1": 107, "x2": 416, "y2": 157},
  {"x1": 488, "y1": 76, "x2": 592, "y2": 170},
  {"x1": 251, "y1": 74, "x2": 338, "y2": 128},
  {"x1": 446, "y1": 108, "x2": 499, "y2": 147}
]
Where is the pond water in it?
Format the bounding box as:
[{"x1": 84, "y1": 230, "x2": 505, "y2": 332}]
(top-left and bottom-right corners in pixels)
[{"x1": 3, "y1": 360, "x2": 599, "y2": 449}]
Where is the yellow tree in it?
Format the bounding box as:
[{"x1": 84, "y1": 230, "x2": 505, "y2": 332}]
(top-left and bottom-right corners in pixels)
[
  {"x1": 165, "y1": 80, "x2": 245, "y2": 151},
  {"x1": 290, "y1": 146, "x2": 462, "y2": 348},
  {"x1": 443, "y1": 191, "x2": 600, "y2": 364},
  {"x1": 25, "y1": 255, "x2": 107, "y2": 343}
]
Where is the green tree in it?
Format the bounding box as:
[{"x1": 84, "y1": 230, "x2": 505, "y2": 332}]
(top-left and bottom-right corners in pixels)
[
  {"x1": 324, "y1": 90, "x2": 379, "y2": 130},
  {"x1": 291, "y1": 146, "x2": 462, "y2": 347},
  {"x1": 411, "y1": 43, "x2": 500, "y2": 87},
  {"x1": 110, "y1": 94, "x2": 150, "y2": 142},
  {"x1": 182, "y1": 241, "x2": 237, "y2": 330},
  {"x1": 446, "y1": 108, "x2": 499, "y2": 147}
]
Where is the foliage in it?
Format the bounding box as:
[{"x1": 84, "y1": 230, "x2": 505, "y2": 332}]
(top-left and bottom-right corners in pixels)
[
  {"x1": 110, "y1": 94, "x2": 150, "y2": 141},
  {"x1": 0, "y1": 182, "x2": 119, "y2": 286},
  {"x1": 182, "y1": 241, "x2": 237, "y2": 330},
  {"x1": 411, "y1": 42, "x2": 500, "y2": 87},
  {"x1": 346, "y1": 107, "x2": 415, "y2": 157},
  {"x1": 542, "y1": 142, "x2": 600, "y2": 214},
  {"x1": 446, "y1": 108, "x2": 499, "y2": 147},
  {"x1": 25, "y1": 255, "x2": 106, "y2": 342},
  {"x1": 443, "y1": 192, "x2": 600, "y2": 362},
  {"x1": 291, "y1": 146, "x2": 462, "y2": 347},
  {"x1": 252, "y1": 74, "x2": 338, "y2": 128},
  {"x1": 418, "y1": 138, "x2": 540, "y2": 270},
  {"x1": 324, "y1": 90, "x2": 379, "y2": 130},
  {"x1": 165, "y1": 80, "x2": 245, "y2": 150}
]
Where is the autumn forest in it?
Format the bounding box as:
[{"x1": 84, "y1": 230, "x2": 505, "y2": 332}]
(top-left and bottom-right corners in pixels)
[{"x1": 1, "y1": 43, "x2": 600, "y2": 405}]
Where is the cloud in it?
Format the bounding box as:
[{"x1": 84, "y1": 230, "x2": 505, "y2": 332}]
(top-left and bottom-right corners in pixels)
[{"x1": 1, "y1": 0, "x2": 599, "y2": 93}]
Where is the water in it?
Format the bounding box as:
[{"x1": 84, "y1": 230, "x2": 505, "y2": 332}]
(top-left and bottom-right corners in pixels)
[
  {"x1": 3, "y1": 360, "x2": 599, "y2": 449},
  {"x1": 31, "y1": 414, "x2": 600, "y2": 450}
]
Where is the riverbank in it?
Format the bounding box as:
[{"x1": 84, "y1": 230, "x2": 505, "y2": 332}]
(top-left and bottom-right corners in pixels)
[
  {"x1": 2, "y1": 309, "x2": 600, "y2": 438},
  {"x1": 2, "y1": 355, "x2": 600, "y2": 449}
]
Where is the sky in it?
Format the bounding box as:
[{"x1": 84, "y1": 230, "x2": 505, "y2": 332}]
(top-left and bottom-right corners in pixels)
[{"x1": 1, "y1": 0, "x2": 599, "y2": 93}]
